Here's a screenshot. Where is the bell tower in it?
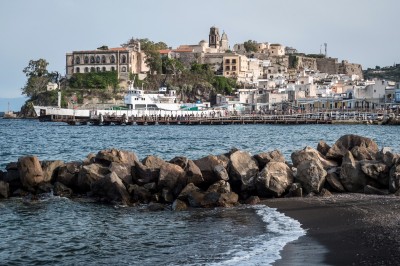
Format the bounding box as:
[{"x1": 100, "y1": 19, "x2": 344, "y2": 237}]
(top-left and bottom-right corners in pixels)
[{"x1": 209, "y1": 26, "x2": 220, "y2": 49}]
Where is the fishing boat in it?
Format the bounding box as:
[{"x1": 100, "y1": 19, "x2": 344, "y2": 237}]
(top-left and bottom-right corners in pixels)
[{"x1": 3, "y1": 102, "x2": 17, "y2": 119}]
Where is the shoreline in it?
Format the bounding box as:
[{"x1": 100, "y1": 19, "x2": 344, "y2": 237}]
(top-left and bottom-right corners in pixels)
[{"x1": 263, "y1": 194, "x2": 400, "y2": 265}]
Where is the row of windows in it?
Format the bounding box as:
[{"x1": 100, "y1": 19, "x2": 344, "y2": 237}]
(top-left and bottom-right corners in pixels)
[
  {"x1": 225, "y1": 66, "x2": 237, "y2": 71},
  {"x1": 74, "y1": 55, "x2": 129, "y2": 65},
  {"x1": 75, "y1": 66, "x2": 127, "y2": 73},
  {"x1": 225, "y1": 59, "x2": 237, "y2": 64}
]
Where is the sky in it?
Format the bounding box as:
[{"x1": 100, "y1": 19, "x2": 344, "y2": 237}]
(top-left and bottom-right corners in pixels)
[{"x1": 0, "y1": 0, "x2": 399, "y2": 104}]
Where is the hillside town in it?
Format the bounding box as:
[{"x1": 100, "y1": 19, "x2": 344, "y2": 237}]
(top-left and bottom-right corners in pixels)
[{"x1": 62, "y1": 26, "x2": 400, "y2": 114}]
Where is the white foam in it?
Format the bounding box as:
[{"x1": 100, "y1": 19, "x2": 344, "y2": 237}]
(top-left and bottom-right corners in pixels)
[{"x1": 213, "y1": 205, "x2": 306, "y2": 266}]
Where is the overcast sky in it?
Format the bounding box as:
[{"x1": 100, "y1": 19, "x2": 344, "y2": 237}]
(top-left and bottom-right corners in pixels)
[{"x1": 0, "y1": 0, "x2": 399, "y2": 99}]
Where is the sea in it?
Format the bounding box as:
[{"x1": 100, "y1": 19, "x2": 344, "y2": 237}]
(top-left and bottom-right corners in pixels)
[{"x1": 1, "y1": 119, "x2": 400, "y2": 265}]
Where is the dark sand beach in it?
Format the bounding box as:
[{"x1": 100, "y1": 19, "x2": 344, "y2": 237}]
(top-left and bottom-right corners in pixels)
[{"x1": 264, "y1": 194, "x2": 400, "y2": 265}]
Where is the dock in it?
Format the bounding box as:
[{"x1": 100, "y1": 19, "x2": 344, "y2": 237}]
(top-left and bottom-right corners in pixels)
[{"x1": 40, "y1": 112, "x2": 389, "y2": 126}]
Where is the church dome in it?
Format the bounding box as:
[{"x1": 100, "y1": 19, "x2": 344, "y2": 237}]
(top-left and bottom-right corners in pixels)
[{"x1": 221, "y1": 31, "x2": 228, "y2": 41}]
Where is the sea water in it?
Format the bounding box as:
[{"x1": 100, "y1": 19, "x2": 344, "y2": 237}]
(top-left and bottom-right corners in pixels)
[{"x1": 1, "y1": 119, "x2": 400, "y2": 265}]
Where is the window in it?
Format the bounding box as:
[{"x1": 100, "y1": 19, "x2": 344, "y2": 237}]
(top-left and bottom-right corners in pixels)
[
  {"x1": 225, "y1": 66, "x2": 230, "y2": 71},
  {"x1": 102, "y1": 67, "x2": 106, "y2": 72},
  {"x1": 110, "y1": 55, "x2": 115, "y2": 63},
  {"x1": 96, "y1": 67, "x2": 100, "y2": 72},
  {"x1": 232, "y1": 59, "x2": 237, "y2": 64},
  {"x1": 90, "y1": 67, "x2": 95, "y2": 72},
  {"x1": 84, "y1": 56, "x2": 89, "y2": 64},
  {"x1": 76, "y1": 67, "x2": 80, "y2": 73},
  {"x1": 101, "y1": 55, "x2": 106, "y2": 63},
  {"x1": 225, "y1": 59, "x2": 230, "y2": 64},
  {"x1": 121, "y1": 55, "x2": 127, "y2": 63},
  {"x1": 232, "y1": 66, "x2": 236, "y2": 71},
  {"x1": 90, "y1": 56, "x2": 95, "y2": 63},
  {"x1": 96, "y1": 56, "x2": 100, "y2": 63},
  {"x1": 226, "y1": 72, "x2": 229, "y2": 75},
  {"x1": 75, "y1": 56, "x2": 81, "y2": 64},
  {"x1": 121, "y1": 66, "x2": 126, "y2": 72},
  {"x1": 84, "y1": 67, "x2": 89, "y2": 73},
  {"x1": 111, "y1": 66, "x2": 115, "y2": 71}
]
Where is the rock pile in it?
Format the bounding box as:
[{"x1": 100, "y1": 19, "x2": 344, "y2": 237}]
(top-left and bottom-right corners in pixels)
[{"x1": 1, "y1": 134, "x2": 399, "y2": 209}]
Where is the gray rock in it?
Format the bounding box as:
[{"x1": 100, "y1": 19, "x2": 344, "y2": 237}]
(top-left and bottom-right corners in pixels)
[
  {"x1": 340, "y1": 151, "x2": 368, "y2": 192},
  {"x1": 142, "y1": 155, "x2": 166, "y2": 169},
  {"x1": 326, "y1": 134, "x2": 379, "y2": 162},
  {"x1": 295, "y1": 159, "x2": 327, "y2": 194},
  {"x1": 193, "y1": 155, "x2": 225, "y2": 186},
  {"x1": 147, "y1": 202, "x2": 166, "y2": 211},
  {"x1": 218, "y1": 192, "x2": 239, "y2": 207},
  {"x1": 213, "y1": 164, "x2": 229, "y2": 181},
  {"x1": 172, "y1": 199, "x2": 188, "y2": 211},
  {"x1": 360, "y1": 161, "x2": 389, "y2": 186},
  {"x1": 389, "y1": 164, "x2": 400, "y2": 193},
  {"x1": 78, "y1": 163, "x2": 110, "y2": 192},
  {"x1": 53, "y1": 182, "x2": 73, "y2": 197},
  {"x1": 187, "y1": 190, "x2": 205, "y2": 207},
  {"x1": 56, "y1": 162, "x2": 81, "y2": 188},
  {"x1": 177, "y1": 183, "x2": 202, "y2": 201},
  {"x1": 244, "y1": 195, "x2": 261, "y2": 205},
  {"x1": 0, "y1": 181, "x2": 10, "y2": 198},
  {"x1": 185, "y1": 160, "x2": 204, "y2": 186},
  {"x1": 378, "y1": 147, "x2": 399, "y2": 168},
  {"x1": 317, "y1": 140, "x2": 331, "y2": 156},
  {"x1": 291, "y1": 146, "x2": 337, "y2": 169},
  {"x1": 351, "y1": 145, "x2": 375, "y2": 161},
  {"x1": 255, "y1": 162, "x2": 294, "y2": 197},
  {"x1": 158, "y1": 163, "x2": 186, "y2": 193},
  {"x1": 319, "y1": 188, "x2": 333, "y2": 197},
  {"x1": 364, "y1": 185, "x2": 388, "y2": 195},
  {"x1": 109, "y1": 162, "x2": 133, "y2": 186},
  {"x1": 207, "y1": 180, "x2": 231, "y2": 194},
  {"x1": 286, "y1": 183, "x2": 303, "y2": 197},
  {"x1": 128, "y1": 184, "x2": 152, "y2": 203},
  {"x1": 216, "y1": 154, "x2": 230, "y2": 169},
  {"x1": 169, "y1": 156, "x2": 188, "y2": 170},
  {"x1": 18, "y1": 156, "x2": 44, "y2": 191},
  {"x1": 326, "y1": 172, "x2": 345, "y2": 192},
  {"x1": 229, "y1": 150, "x2": 259, "y2": 191},
  {"x1": 96, "y1": 149, "x2": 138, "y2": 166},
  {"x1": 41, "y1": 160, "x2": 64, "y2": 183},
  {"x1": 254, "y1": 150, "x2": 286, "y2": 169},
  {"x1": 90, "y1": 172, "x2": 130, "y2": 205}
]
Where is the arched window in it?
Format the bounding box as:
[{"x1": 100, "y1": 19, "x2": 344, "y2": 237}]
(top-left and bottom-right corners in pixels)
[
  {"x1": 90, "y1": 67, "x2": 95, "y2": 72},
  {"x1": 102, "y1": 67, "x2": 106, "y2": 72},
  {"x1": 121, "y1": 66, "x2": 127, "y2": 72},
  {"x1": 96, "y1": 67, "x2": 100, "y2": 72},
  {"x1": 90, "y1": 56, "x2": 95, "y2": 63},
  {"x1": 84, "y1": 56, "x2": 89, "y2": 64},
  {"x1": 96, "y1": 56, "x2": 100, "y2": 63},
  {"x1": 84, "y1": 67, "x2": 89, "y2": 73},
  {"x1": 121, "y1": 55, "x2": 127, "y2": 63},
  {"x1": 76, "y1": 67, "x2": 80, "y2": 73},
  {"x1": 75, "y1": 56, "x2": 81, "y2": 64},
  {"x1": 101, "y1": 55, "x2": 106, "y2": 63},
  {"x1": 110, "y1": 55, "x2": 115, "y2": 63},
  {"x1": 111, "y1": 66, "x2": 115, "y2": 71}
]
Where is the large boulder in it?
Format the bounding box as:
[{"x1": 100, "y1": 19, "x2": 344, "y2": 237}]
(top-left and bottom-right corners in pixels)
[
  {"x1": 360, "y1": 161, "x2": 389, "y2": 187},
  {"x1": 213, "y1": 165, "x2": 229, "y2": 181},
  {"x1": 158, "y1": 162, "x2": 186, "y2": 196},
  {"x1": 207, "y1": 180, "x2": 231, "y2": 194},
  {"x1": 0, "y1": 181, "x2": 10, "y2": 198},
  {"x1": 53, "y1": 182, "x2": 73, "y2": 197},
  {"x1": 229, "y1": 150, "x2": 259, "y2": 191},
  {"x1": 326, "y1": 134, "x2": 379, "y2": 162},
  {"x1": 389, "y1": 164, "x2": 400, "y2": 193},
  {"x1": 351, "y1": 146, "x2": 375, "y2": 161},
  {"x1": 95, "y1": 149, "x2": 138, "y2": 166},
  {"x1": 41, "y1": 160, "x2": 64, "y2": 183},
  {"x1": 295, "y1": 159, "x2": 327, "y2": 194},
  {"x1": 128, "y1": 184, "x2": 152, "y2": 203},
  {"x1": 378, "y1": 147, "x2": 399, "y2": 168},
  {"x1": 56, "y1": 162, "x2": 81, "y2": 188},
  {"x1": 172, "y1": 199, "x2": 188, "y2": 211},
  {"x1": 142, "y1": 155, "x2": 166, "y2": 169},
  {"x1": 132, "y1": 161, "x2": 159, "y2": 185},
  {"x1": 193, "y1": 155, "x2": 226, "y2": 186},
  {"x1": 185, "y1": 160, "x2": 204, "y2": 186},
  {"x1": 169, "y1": 156, "x2": 188, "y2": 170},
  {"x1": 91, "y1": 172, "x2": 130, "y2": 205},
  {"x1": 325, "y1": 171, "x2": 345, "y2": 193},
  {"x1": 340, "y1": 151, "x2": 369, "y2": 192},
  {"x1": 109, "y1": 162, "x2": 133, "y2": 186},
  {"x1": 177, "y1": 183, "x2": 202, "y2": 201},
  {"x1": 254, "y1": 150, "x2": 286, "y2": 169},
  {"x1": 3, "y1": 163, "x2": 21, "y2": 193},
  {"x1": 317, "y1": 141, "x2": 331, "y2": 156},
  {"x1": 286, "y1": 183, "x2": 303, "y2": 197},
  {"x1": 256, "y1": 162, "x2": 294, "y2": 197},
  {"x1": 18, "y1": 156, "x2": 45, "y2": 191},
  {"x1": 291, "y1": 146, "x2": 337, "y2": 169},
  {"x1": 364, "y1": 185, "x2": 388, "y2": 195},
  {"x1": 187, "y1": 190, "x2": 206, "y2": 208},
  {"x1": 201, "y1": 191, "x2": 238, "y2": 208},
  {"x1": 77, "y1": 163, "x2": 110, "y2": 192}
]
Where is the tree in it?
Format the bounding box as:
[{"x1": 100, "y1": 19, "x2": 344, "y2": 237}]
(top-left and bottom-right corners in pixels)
[
  {"x1": 243, "y1": 40, "x2": 258, "y2": 53},
  {"x1": 21, "y1": 59, "x2": 52, "y2": 97}
]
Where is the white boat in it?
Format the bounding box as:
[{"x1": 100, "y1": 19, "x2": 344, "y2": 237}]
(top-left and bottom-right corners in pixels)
[{"x1": 34, "y1": 84, "x2": 212, "y2": 120}]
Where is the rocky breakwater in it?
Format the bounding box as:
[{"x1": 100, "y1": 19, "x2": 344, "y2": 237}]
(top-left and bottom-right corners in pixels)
[{"x1": 1, "y1": 134, "x2": 400, "y2": 210}]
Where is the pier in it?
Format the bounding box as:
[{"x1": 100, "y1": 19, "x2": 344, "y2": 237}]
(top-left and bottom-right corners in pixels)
[{"x1": 40, "y1": 111, "x2": 392, "y2": 126}]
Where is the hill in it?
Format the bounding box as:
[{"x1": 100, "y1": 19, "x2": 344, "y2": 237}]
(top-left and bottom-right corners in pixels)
[{"x1": 363, "y1": 65, "x2": 400, "y2": 82}]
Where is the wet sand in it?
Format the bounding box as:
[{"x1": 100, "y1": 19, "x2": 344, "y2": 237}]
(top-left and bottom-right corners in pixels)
[{"x1": 263, "y1": 194, "x2": 400, "y2": 265}]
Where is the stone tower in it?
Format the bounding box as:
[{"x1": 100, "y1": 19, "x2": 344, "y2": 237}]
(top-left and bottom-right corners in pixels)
[
  {"x1": 209, "y1": 26, "x2": 220, "y2": 49},
  {"x1": 220, "y1": 31, "x2": 229, "y2": 51}
]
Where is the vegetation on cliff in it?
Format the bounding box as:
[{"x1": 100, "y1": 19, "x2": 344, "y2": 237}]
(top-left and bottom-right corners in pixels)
[{"x1": 364, "y1": 65, "x2": 400, "y2": 82}]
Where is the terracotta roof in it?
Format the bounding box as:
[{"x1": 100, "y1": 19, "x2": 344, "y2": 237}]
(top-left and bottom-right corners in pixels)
[
  {"x1": 73, "y1": 47, "x2": 128, "y2": 53},
  {"x1": 173, "y1": 48, "x2": 194, "y2": 53},
  {"x1": 159, "y1": 49, "x2": 172, "y2": 54}
]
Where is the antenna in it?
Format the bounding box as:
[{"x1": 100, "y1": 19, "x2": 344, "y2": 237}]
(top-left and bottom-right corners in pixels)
[{"x1": 324, "y1": 43, "x2": 327, "y2": 57}]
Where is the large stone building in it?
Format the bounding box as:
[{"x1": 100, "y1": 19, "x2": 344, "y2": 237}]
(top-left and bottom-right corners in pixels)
[{"x1": 66, "y1": 39, "x2": 149, "y2": 81}]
